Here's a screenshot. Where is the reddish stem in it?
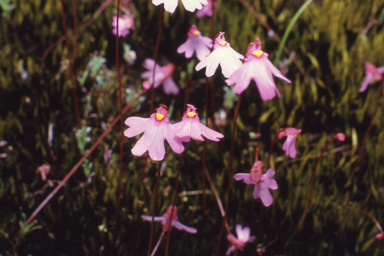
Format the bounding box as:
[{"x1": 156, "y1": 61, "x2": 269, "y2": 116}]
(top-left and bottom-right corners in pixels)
[
  {"x1": 165, "y1": 152, "x2": 184, "y2": 256},
  {"x1": 147, "y1": 161, "x2": 163, "y2": 256},
  {"x1": 344, "y1": 204, "x2": 383, "y2": 234},
  {"x1": 296, "y1": 136, "x2": 337, "y2": 232},
  {"x1": 351, "y1": 80, "x2": 384, "y2": 178},
  {"x1": 216, "y1": 94, "x2": 242, "y2": 255},
  {"x1": 184, "y1": 59, "x2": 189, "y2": 109},
  {"x1": 20, "y1": 90, "x2": 146, "y2": 229},
  {"x1": 150, "y1": 6, "x2": 163, "y2": 114},
  {"x1": 116, "y1": 0, "x2": 124, "y2": 208},
  {"x1": 202, "y1": 77, "x2": 210, "y2": 217}
]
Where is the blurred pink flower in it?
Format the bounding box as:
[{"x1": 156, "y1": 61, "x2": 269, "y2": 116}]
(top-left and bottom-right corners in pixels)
[
  {"x1": 234, "y1": 161, "x2": 278, "y2": 206},
  {"x1": 152, "y1": 0, "x2": 208, "y2": 13},
  {"x1": 195, "y1": 32, "x2": 243, "y2": 78},
  {"x1": 196, "y1": 0, "x2": 217, "y2": 17},
  {"x1": 124, "y1": 105, "x2": 184, "y2": 161},
  {"x1": 359, "y1": 61, "x2": 384, "y2": 92},
  {"x1": 336, "y1": 133, "x2": 345, "y2": 142},
  {"x1": 278, "y1": 128, "x2": 301, "y2": 158},
  {"x1": 112, "y1": 15, "x2": 135, "y2": 37},
  {"x1": 173, "y1": 104, "x2": 224, "y2": 142},
  {"x1": 36, "y1": 164, "x2": 50, "y2": 181},
  {"x1": 141, "y1": 59, "x2": 180, "y2": 95},
  {"x1": 177, "y1": 25, "x2": 212, "y2": 61},
  {"x1": 376, "y1": 233, "x2": 383, "y2": 240},
  {"x1": 141, "y1": 205, "x2": 197, "y2": 233},
  {"x1": 226, "y1": 38, "x2": 291, "y2": 100},
  {"x1": 226, "y1": 224, "x2": 256, "y2": 255}
]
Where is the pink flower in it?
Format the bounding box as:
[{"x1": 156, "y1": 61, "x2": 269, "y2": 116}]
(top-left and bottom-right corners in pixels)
[
  {"x1": 177, "y1": 25, "x2": 212, "y2": 61},
  {"x1": 173, "y1": 104, "x2": 224, "y2": 142},
  {"x1": 226, "y1": 224, "x2": 256, "y2": 255},
  {"x1": 196, "y1": 0, "x2": 217, "y2": 17},
  {"x1": 124, "y1": 105, "x2": 184, "y2": 161},
  {"x1": 36, "y1": 164, "x2": 50, "y2": 181},
  {"x1": 195, "y1": 32, "x2": 243, "y2": 78},
  {"x1": 141, "y1": 59, "x2": 180, "y2": 95},
  {"x1": 152, "y1": 0, "x2": 208, "y2": 13},
  {"x1": 225, "y1": 38, "x2": 291, "y2": 100},
  {"x1": 141, "y1": 205, "x2": 197, "y2": 233},
  {"x1": 234, "y1": 161, "x2": 278, "y2": 206},
  {"x1": 336, "y1": 133, "x2": 345, "y2": 142},
  {"x1": 278, "y1": 128, "x2": 301, "y2": 158},
  {"x1": 111, "y1": 15, "x2": 135, "y2": 37},
  {"x1": 376, "y1": 233, "x2": 383, "y2": 241},
  {"x1": 359, "y1": 61, "x2": 384, "y2": 92}
]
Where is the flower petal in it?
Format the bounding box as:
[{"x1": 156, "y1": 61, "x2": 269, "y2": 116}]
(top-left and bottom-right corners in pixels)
[
  {"x1": 234, "y1": 173, "x2": 254, "y2": 185},
  {"x1": 253, "y1": 183, "x2": 273, "y2": 206},
  {"x1": 226, "y1": 245, "x2": 236, "y2": 256},
  {"x1": 124, "y1": 117, "x2": 150, "y2": 137},
  {"x1": 162, "y1": 77, "x2": 180, "y2": 95},
  {"x1": 141, "y1": 215, "x2": 164, "y2": 222},
  {"x1": 359, "y1": 73, "x2": 373, "y2": 92},
  {"x1": 172, "y1": 220, "x2": 197, "y2": 233},
  {"x1": 236, "y1": 225, "x2": 250, "y2": 242}
]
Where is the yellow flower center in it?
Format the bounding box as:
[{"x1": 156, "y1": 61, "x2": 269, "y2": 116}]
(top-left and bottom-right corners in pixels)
[
  {"x1": 218, "y1": 41, "x2": 226, "y2": 46},
  {"x1": 156, "y1": 113, "x2": 165, "y2": 121},
  {"x1": 127, "y1": 23, "x2": 131, "y2": 29},
  {"x1": 251, "y1": 50, "x2": 263, "y2": 58},
  {"x1": 193, "y1": 30, "x2": 199, "y2": 36},
  {"x1": 187, "y1": 112, "x2": 196, "y2": 118}
]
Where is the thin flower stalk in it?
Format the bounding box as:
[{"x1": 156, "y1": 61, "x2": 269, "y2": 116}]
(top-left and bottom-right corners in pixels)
[
  {"x1": 147, "y1": 162, "x2": 163, "y2": 256},
  {"x1": 150, "y1": 231, "x2": 165, "y2": 256},
  {"x1": 351, "y1": 80, "x2": 384, "y2": 179},
  {"x1": 165, "y1": 152, "x2": 184, "y2": 256},
  {"x1": 296, "y1": 133, "x2": 345, "y2": 232}
]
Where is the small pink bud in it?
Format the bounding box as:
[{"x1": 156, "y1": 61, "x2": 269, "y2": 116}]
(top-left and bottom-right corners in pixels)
[
  {"x1": 376, "y1": 233, "x2": 383, "y2": 240},
  {"x1": 256, "y1": 248, "x2": 265, "y2": 255},
  {"x1": 143, "y1": 81, "x2": 152, "y2": 89},
  {"x1": 336, "y1": 133, "x2": 345, "y2": 142}
]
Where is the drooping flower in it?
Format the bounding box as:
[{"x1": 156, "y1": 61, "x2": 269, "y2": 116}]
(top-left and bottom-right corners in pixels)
[
  {"x1": 278, "y1": 128, "x2": 301, "y2": 158},
  {"x1": 124, "y1": 105, "x2": 184, "y2": 161},
  {"x1": 141, "y1": 205, "x2": 197, "y2": 233},
  {"x1": 359, "y1": 61, "x2": 384, "y2": 92},
  {"x1": 141, "y1": 59, "x2": 180, "y2": 95},
  {"x1": 234, "y1": 160, "x2": 278, "y2": 206},
  {"x1": 36, "y1": 164, "x2": 50, "y2": 181},
  {"x1": 196, "y1": 0, "x2": 217, "y2": 17},
  {"x1": 195, "y1": 32, "x2": 243, "y2": 78},
  {"x1": 226, "y1": 224, "x2": 256, "y2": 255},
  {"x1": 111, "y1": 15, "x2": 135, "y2": 37},
  {"x1": 177, "y1": 24, "x2": 212, "y2": 61},
  {"x1": 225, "y1": 38, "x2": 291, "y2": 100},
  {"x1": 173, "y1": 104, "x2": 224, "y2": 142},
  {"x1": 152, "y1": 0, "x2": 208, "y2": 13}
]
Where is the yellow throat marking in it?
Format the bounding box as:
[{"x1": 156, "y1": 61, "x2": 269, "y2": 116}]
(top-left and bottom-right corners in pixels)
[
  {"x1": 187, "y1": 112, "x2": 196, "y2": 118},
  {"x1": 156, "y1": 113, "x2": 165, "y2": 121},
  {"x1": 193, "y1": 30, "x2": 199, "y2": 36},
  {"x1": 219, "y1": 41, "x2": 226, "y2": 46},
  {"x1": 252, "y1": 50, "x2": 263, "y2": 58}
]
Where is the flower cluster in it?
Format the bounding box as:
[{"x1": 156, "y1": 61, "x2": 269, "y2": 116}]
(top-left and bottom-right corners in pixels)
[{"x1": 124, "y1": 104, "x2": 223, "y2": 161}]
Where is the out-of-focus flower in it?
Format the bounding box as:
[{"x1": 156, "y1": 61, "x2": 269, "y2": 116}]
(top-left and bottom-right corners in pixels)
[
  {"x1": 141, "y1": 205, "x2": 197, "y2": 233},
  {"x1": 336, "y1": 133, "x2": 345, "y2": 142},
  {"x1": 173, "y1": 104, "x2": 224, "y2": 142},
  {"x1": 36, "y1": 164, "x2": 50, "y2": 181},
  {"x1": 152, "y1": 0, "x2": 208, "y2": 13},
  {"x1": 234, "y1": 161, "x2": 278, "y2": 206},
  {"x1": 226, "y1": 224, "x2": 256, "y2": 255},
  {"x1": 278, "y1": 128, "x2": 301, "y2": 158},
  {"x1": 177, "y1": 24, "x2": 212, "y2": 61},
  {"x1": 376, "y1": 233, "x2": 383, "y2": 240},
  {"x1": 196, "y1": 0, "x2": 217, "y2": 17},
  {"x1": 112, "y1": 15, "x2": 135, "y2": 37},
  {"x1": 225, "y1": 38, "x2": 291, "y2": 100},
  {"x1": 195, "y1": 32, "x2": 243, "y2": 78},
  {"x1": 124, "y1": 105, "x2": 184, "y2": 161},
  {"x1": 123, "y1": 43, "x2": 136, "y2": 65},
  {"x1": 359, "y1": 61, "x2": 384, "y2": 92},
  {"x1": 141, "y1": 59, "x2": 180, "y2": 95}
]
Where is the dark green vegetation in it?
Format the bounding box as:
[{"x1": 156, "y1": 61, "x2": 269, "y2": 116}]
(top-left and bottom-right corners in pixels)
[{"x1": 1, "y1": 0, "x2": 384, "y2": 255}]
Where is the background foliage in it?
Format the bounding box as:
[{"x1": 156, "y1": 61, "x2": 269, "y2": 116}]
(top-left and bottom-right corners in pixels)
[{"x1": 1, "y1": 0, "x2": 384, "y2": 255}]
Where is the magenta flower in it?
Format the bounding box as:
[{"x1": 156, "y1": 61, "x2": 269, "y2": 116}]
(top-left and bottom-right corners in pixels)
[
  {"x1": 177, "y1": 25, "x2": 212, "y2": 61},
  {"x1": 111, "y1": 15, "x2": 135, "y2": 37},
  {"x1": 359, "y1": 61, "x2": 384, "y2": 92},
  {"x1": 152, "y1": 0, "x2": 208, "y2": 13},
  {"x1": 141, "y1": 59, "x2": 180, "y2": 95},
  {"x1": 234, "y1": 161, "x2": 278, "y2": 206},
  {"x1": 278, "y1": 128, "x2": 301, "y2": 158},
  {"x1": 196, "y1": 0, "x2": 217, "y2": 17},
  {"x1": 225, "y1": 38, "x2": 291, "y2": 100},
  {"x1": 226, "y1": 224, "x2": 256, "y2": 255},
  {"x1": 141, "y1": 205, "x2": 197, "y2": 233},
  {"x1": 173, "y1": 104, "x2": 224, "y2": 142},
  {"x1": 195, "y1": 32, "x2": 243, "y2": 78},
  {"x1": 124, "y1": 105, "x2": 184, "y2": 161}
]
